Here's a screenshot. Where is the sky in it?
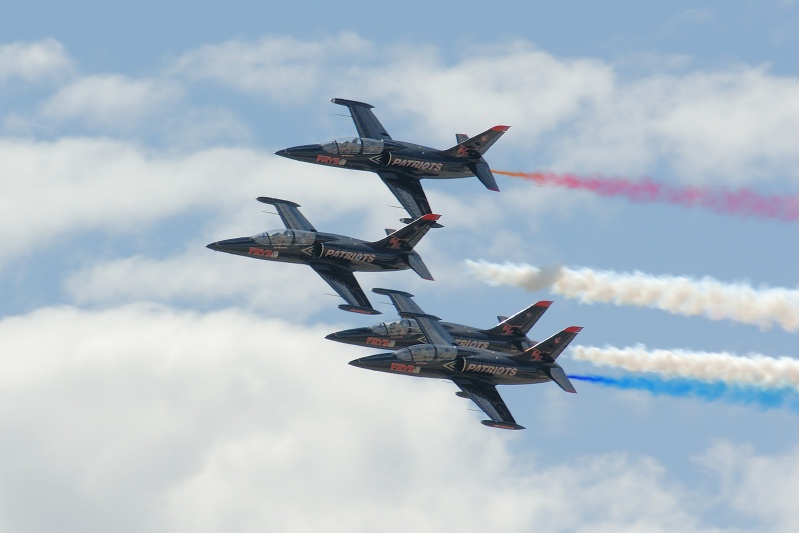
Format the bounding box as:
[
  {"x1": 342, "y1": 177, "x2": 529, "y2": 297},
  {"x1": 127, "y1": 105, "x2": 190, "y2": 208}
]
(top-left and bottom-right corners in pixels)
[{"x1": 2, "y1": 2, "x2": 799, "y2": 531}]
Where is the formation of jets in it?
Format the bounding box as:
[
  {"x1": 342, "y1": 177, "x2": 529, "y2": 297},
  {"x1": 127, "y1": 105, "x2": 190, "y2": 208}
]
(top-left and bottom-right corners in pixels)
[{"x1": 208, "y1": 98, "x2": 583, "y2": 429}]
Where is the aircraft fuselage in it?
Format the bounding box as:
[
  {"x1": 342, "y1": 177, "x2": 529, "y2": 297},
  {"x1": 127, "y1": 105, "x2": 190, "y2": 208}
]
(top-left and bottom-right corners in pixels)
[
  {"x1": 349, "y1": 350, "x2": 555, "y2": 386},
  {"x1": 327, "y1": 319, "x2": 535, "y2": 354},
  {"x1": 276, "y1": 139, "x2": 484, "y2": 180},
  {"x1": 206, "y1": 231, "x2": 416, "y2": 273}
]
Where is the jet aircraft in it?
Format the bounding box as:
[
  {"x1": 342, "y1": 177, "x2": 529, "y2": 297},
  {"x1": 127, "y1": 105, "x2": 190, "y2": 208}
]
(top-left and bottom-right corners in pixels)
[
  {"x1": 345, "y1": 299, "x2": 582, "y2": 430},
  {"x1": 276, "y1": 98, "x2": 509, "y2": 222},
  {"x1": 206, "y1": 197, "x2": 440, "y2": 315},
  {"x1": 327, "y1": 288, "x2": 553, "y2": 355}
]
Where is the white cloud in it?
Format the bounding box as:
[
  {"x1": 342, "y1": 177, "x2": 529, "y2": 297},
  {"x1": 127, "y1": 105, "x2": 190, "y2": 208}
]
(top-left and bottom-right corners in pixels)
[
  {"x1": 169, "y1": 33, "x2": 370, "y2": 100},
  {"x1": 38, "y1": 74, "x2": 184, "y2": 129},
  {"x1": 697, "y1": 442, "x2": 799, "y2": 533},
  {"x1": 0, "y1": 303, "x2": 788, "y2": 532},
  {"x1": 0, "y1": 39, "x2": 72, "y2": 85}
]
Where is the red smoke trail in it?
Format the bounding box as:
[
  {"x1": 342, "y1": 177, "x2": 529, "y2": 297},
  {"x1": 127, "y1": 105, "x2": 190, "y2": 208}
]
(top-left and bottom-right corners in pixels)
[{"x1": 493, "y1": 170, "x2": 799, "y2": 222}]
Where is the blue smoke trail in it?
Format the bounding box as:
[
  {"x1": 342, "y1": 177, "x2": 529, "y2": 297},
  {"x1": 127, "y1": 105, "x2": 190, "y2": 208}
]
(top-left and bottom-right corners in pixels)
[{"x1": 569, "y1": 374, "x2": 799, "y2": 412}]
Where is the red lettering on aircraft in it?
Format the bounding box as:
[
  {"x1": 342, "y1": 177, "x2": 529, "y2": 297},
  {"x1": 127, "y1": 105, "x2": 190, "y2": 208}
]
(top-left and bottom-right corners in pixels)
[
  {"x1": 366, "y1": 337, "x2": 396, "y2": 347},
  {"x1": 316, "y1": 154, "x2": 347, "y2": 166},
  {"x1": 248, "y1": 247, "x2": 279, "y2": 258},
  {"x1": 390, "y1": 362, "x2": 420, "y2": 374}
]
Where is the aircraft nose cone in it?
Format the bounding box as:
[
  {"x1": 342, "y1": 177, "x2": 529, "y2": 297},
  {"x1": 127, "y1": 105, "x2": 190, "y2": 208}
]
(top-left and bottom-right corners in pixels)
[
  {"x1": 205, "y1": 237, "x2": 256, "y2": 255},
  {"x1": 275, "y1": 144, "x2": 324, "y2": 162},
  {"x1": 325, "y1": 327, "x2": 371, "y2": 345},
  {"x1": 348, "y1": 358, "x2": 366, "y2": 369}
]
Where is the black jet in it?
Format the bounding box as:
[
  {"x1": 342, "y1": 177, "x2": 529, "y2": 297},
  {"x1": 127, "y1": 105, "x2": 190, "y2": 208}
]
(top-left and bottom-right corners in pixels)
[
  {"x1": 206, "y1": 197, "x2": 440, "y2": 315},
  {"x1": 276, "y1": 98, "x2": 509, "y2": 222},
  {"x1": 327, "y1": 288, "x2": 553, "y2": 355},
  {"x1": 345, "y1": 305, "x2": 582, "y2": 430}
]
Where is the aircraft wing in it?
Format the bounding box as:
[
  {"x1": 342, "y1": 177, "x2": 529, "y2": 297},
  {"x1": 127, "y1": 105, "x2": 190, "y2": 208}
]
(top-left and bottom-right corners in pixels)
[
  {"x1": 371, "y1": 288, "x2": 426, "y2": 315},
  {"x1": 398, "y1": 312, "x2": 455, "y2": 346},
  {"x1": 256, "y1": 197, "x2": 317, "y2": 232},
  {"x1": 451, "y1": 377, "x2": 524, "y2": 430},
  {"x1": 331, "y1": 98, "x2": 392, "y2": 140},
  {"x1": 378, "y1": 172, "x2": 432, "y2": 220},
  {"x1": 310, "y1": 263, "x2": 380, "y2": 315}
]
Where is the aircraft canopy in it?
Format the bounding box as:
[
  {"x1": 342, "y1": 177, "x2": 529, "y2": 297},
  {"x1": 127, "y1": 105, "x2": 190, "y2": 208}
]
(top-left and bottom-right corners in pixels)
[
  {"x1": 253, "y1": 229, "x2": 315, "y2": 246},
  {"x1": 322, "y1": 137, "x2": 384, "y2": 155}
]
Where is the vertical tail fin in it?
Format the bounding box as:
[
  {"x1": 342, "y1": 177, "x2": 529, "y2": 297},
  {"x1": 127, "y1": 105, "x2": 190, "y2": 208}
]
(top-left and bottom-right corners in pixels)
[
  {"x1": 369, "y1": 214, "x2": 441, "y2": 251},
  {"x1": 512, "y1": 326, "x2": 583, "y2": 363},
  {"x1": 443, "y1": 126, "x2": 510, "y2": 157},
  {"x1": 483, "y1": 301, "x2": 553, "y2": 337}
]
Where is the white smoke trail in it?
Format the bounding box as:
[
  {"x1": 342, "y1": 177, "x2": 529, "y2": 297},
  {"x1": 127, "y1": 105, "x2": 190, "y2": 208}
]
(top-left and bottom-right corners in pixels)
[
  {"x1": 572, "y1": 345, "x2": 799, "y2": 390},
  {"x1": 464, "y1": 260, "x2": 799, "y2": 332}
]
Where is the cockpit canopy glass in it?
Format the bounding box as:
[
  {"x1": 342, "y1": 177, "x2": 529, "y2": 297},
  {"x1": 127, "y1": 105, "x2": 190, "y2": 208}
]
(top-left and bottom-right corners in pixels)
[
  {"x1": 321, "y1": 137, "x2": 384, "y2": 155},
  {"x1": 368, "y1": 319, "x2": 421, "y2": 337},
  {"x1": 253, "y1": 229, "x2": 315, "y2": 247}
]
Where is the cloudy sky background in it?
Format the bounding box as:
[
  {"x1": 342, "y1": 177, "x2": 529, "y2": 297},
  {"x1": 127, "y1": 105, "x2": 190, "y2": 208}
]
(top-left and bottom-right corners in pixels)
[{"x1": 2, "y1": 2, "x2": 799, "y2": 531}]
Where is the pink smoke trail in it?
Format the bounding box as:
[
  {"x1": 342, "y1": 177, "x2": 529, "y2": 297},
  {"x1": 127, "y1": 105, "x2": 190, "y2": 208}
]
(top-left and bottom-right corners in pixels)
[{"x1": 493, "y1": 170, "x2": 799, "y2": 222}]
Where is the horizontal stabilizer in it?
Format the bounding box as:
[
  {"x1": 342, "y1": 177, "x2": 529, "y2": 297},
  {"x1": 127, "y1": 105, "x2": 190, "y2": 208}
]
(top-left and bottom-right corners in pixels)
[
  {"x1": 471, "y1": 160, "x2": 499, "y2": 192},
  {"x1": 548, "y1": 365, "x2": 577, "y2": 393},
  {"x1": 407, "y1": 255, "x2": 433, "y2": 281}
]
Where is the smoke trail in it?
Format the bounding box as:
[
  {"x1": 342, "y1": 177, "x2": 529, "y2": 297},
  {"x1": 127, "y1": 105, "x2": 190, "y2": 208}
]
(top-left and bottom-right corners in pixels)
[
  {"x1": 569, "y1": 374, "x2": 799, "y2": 412},
  {"x1": 571, "y1": 345, "x2": 799, "y2": 390},
  {"x1": 493, "y1": 170, "x2": 799, "y2": 222},
  {"x1": 464, "y1": 260, "x2": 799, "y2": 332}
]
